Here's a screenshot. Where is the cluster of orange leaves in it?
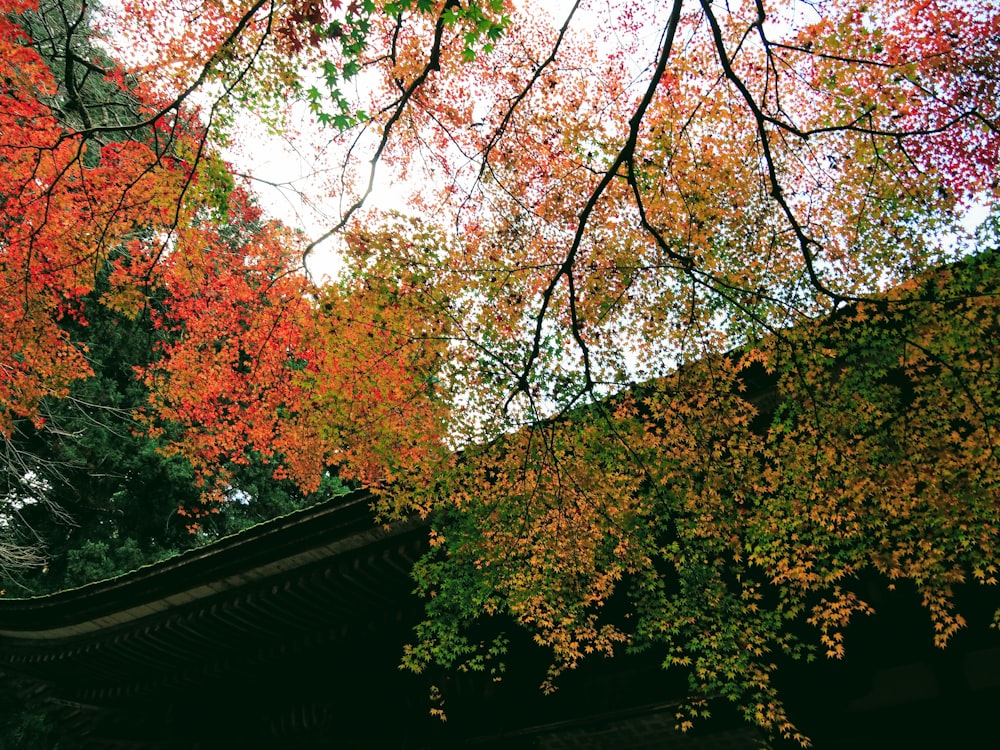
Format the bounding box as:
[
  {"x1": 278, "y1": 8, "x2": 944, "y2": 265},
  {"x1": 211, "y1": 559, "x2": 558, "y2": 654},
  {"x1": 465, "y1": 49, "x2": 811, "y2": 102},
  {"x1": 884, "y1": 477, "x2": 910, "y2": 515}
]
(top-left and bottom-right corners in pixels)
[{"x1": 407, "y1": 257, "x2": 998, "y2": 743}]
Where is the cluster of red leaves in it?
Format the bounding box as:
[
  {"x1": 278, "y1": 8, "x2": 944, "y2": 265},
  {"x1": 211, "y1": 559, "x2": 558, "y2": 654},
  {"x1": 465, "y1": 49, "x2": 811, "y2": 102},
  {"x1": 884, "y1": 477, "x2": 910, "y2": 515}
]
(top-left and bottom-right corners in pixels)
[
  {"x1": 799, "y1": 0, "x2": 1000, "y2": 199},
  {"x1": 1, "y1": 3, "x2": 450, "y2": 522},
  {"x1": 0, "y1": 6, "x2": 189, "y2": 435},
  {"x1": 275, "y1": 0, "x2": 335, "y2": 55}
]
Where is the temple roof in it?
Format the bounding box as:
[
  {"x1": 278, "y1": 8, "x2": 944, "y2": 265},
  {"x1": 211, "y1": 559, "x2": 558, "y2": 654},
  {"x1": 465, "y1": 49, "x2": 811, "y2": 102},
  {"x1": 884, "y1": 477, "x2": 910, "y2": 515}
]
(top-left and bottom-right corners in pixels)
[
  {"x1": 0, "y1": 492, "x2": 436, "y2": 747},
  {"x1": 1, "y1": 492, "x2": 999, "y2": 748},
  {"x1": 0, "y1": 491, "x2": 418, "y2": 638}
]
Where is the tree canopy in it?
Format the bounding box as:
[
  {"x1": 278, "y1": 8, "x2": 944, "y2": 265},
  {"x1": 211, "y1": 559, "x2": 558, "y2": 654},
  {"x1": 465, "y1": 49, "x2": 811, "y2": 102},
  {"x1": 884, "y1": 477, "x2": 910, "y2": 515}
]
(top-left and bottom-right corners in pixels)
[{"x1": 1, "y1": 0, "x2": 998, "y2": 743}]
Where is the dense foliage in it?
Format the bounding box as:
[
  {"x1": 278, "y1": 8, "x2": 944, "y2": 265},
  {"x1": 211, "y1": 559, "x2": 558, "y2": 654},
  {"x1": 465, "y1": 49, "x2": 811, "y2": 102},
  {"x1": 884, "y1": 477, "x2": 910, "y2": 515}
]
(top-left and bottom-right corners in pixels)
[
  {"x1": 0, "y1": 0, "x2": 348, "y2": 594},
  {"x1": 1, "y1": 0, "x2": 998, "y2": 743}
]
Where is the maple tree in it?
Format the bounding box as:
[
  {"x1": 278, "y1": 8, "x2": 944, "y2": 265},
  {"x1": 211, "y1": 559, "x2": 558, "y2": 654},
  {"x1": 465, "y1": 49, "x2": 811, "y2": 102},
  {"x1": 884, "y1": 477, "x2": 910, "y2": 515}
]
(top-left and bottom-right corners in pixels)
[
  {"x1": 0, "y1": 212, "x2": 351, "y2": 597},
  {"x1": 3, "y1": 0, "x2": 1000, "y2": 744},
  {"x1": 206, "y1": 0, "x2": 992, "y2": 742},
  {"x1": 0, "y1": 0, "x2": 444, "y2": 573}
]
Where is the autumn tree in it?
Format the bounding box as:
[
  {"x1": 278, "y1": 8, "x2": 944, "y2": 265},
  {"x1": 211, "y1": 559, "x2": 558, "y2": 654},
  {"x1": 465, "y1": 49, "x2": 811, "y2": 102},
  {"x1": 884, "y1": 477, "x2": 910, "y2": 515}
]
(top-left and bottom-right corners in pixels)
[
  {"x1": 1, "y1": 1, "x2": 211, "y2": 575},
  {"x1": 115, "y1": 1, "x2": 996, "y2": 740},
  {"x1": 0, "y1": 215, "x2": 354, "y2": 596},
  {"x1": 0, "y1": 0, "x2": 178, "y2": 573},
  {"x1": 0, "y1": 0, "x2": 448, "y2": 566},
  {"x1": 3, "y1": 0, "x2": 1000, "y2": 744}
]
